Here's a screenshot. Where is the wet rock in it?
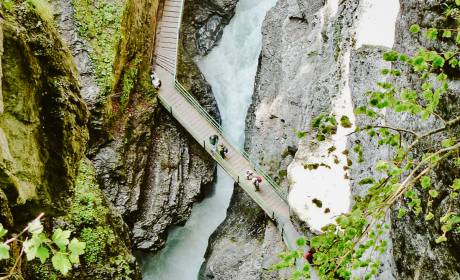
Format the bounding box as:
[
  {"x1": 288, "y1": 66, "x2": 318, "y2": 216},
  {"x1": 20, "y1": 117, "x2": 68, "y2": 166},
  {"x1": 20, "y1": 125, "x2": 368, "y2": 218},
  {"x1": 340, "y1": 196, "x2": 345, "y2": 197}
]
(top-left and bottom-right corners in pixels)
[
  {"x1": 199, "y1": 187, "x2": 289, "y2": 280},
  {"x1": 50, "y1": 0, "x2": 99, "y2": 107},
  {"x1": 196, "y1": 15, "x2": 225, "y2": 55}
]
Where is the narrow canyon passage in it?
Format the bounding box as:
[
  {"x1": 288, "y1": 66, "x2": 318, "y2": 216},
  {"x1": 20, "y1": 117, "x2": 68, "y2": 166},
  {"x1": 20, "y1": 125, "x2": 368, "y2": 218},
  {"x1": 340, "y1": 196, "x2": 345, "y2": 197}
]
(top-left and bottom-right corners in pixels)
[{"x1": 141, "y1": 0, "x2": 277, "y2": 278}]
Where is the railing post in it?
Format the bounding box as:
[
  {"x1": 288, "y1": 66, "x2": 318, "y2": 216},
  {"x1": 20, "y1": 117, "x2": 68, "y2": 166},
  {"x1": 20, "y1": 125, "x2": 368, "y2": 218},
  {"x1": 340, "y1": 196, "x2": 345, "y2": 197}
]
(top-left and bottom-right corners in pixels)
[
  {"x1": 203, "y1": 140, "x2": 206, "y2": 149},
  {"x1": 169, "y1": 105, "x2": 172, "y2": 114},
  {"x1": 237, "y1": 176, "x2": 239, "y2": 184}
]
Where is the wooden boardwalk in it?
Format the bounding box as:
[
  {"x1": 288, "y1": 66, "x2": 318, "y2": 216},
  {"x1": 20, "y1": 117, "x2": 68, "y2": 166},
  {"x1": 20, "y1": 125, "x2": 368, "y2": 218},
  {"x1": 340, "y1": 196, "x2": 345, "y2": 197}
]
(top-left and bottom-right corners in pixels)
[
  {"x1": 153, "y1": 0, "x2": 303, "y2": 254},
  {"x1": 154, "y1": 0, "x2": 183, "y2": 75}
]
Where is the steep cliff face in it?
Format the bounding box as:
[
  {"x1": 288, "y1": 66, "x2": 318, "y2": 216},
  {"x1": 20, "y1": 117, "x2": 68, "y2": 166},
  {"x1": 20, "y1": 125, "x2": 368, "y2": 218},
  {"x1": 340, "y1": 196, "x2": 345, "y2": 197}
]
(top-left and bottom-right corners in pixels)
[
  {"x1": 87, "y1": 0, "x2": 228, "y2": 252},
  {"x1": 205, "y1": 0, "x2": 460, "y2": 278},
  {"x1": 1, "y1": 2, "x2": 139, "y2": 279},
  {"x1": 348, "y1": 46, "x2": 397, "y2": 279},
  {"x1": 199, "y1": 187, "x2": 288, "y2": 280},
  {"x1": 389, "y1": 1, "x2": 460, "y2": 279},
  {"x1": 201, "y1": 0, "x2": 362, "y2": 278},
  {"x1": 0, "y1": 2, "x2": 88, "y2": 224}
]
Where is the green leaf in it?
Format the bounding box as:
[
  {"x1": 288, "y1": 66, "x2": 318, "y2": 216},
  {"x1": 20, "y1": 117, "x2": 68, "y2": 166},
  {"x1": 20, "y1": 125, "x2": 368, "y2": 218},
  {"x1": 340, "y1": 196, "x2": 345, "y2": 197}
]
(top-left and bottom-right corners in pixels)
[
  {"x1": 435, "y1": 235, "x2": 447, "y2": 244},
  {"x1": 28, "y1": 219, "x2": 43, "y2": 235},
  {"x1": 52, "y1": 229, "x2": 71, "y2": 250},
  {"x1": 421, "y1": 176, "x2": 431, "y2": 189},
  {"x1": 443, "y1": 30, "x2": 452, "y2": 38},
  {"x1": 358, "y1": 178, "x2": 375, "y2": 185},
  {"x1": 425, "y1": 28, "x2": 438, "y2": 40},
  {"x1": 52, "y1": 253, "x2": 72, "y2": 275},
  {"x1": 295, "y1": 236, "x2": 306, "y2": 247},
  {"x1": 36, "y1": 246, "x2": 50, "y2": 264},
  {"x1": 337, "y1": 216, "x2": 350, "y2": 228},
  {"x1": 383, "y1": 51, "x2": 399, "y2": 62},
  {"x1": 432, "y1": 56, "x2": 445, "y2": 68},
  {"x1": 397, "y1": 208, "x2": 407, "y2": 219},
  {"x1": 381, "y1": 68, "x2": 390, "y2": 75},
  {"x1": 24, "y1": 239, "x2": 37, "y2": 261},
  {"x1": 420, "y1": 110, "x2": 430, "y2": 120},
  {"x1": 376, "y1": 161, "x2": 390, "y2": 172},
  {"x1": 69, "y1": 253, "x2": 80, "y2": 264},
  {"x1": 429, "y1": 190, "x2": 439, "y2": 198},
  {"x1": 456, "y1": 32, "x2": 460, "y2": 44},
  {"x1": 309, "y1": 236, "x2": 322, "y2": 248},
  {"x1": 296, "y1": 131, "x2": 307, "y2": 139},
  {"x1": 0, "y1": 224, "x2": 7, "y2": 239},
  {"x1": 0, "y1": 243, "x2": 10, "y2": 260},
  {"x1": 425, "y1": 212, "x2": 434, "y2": 221},
  {"x1": 340, "y1": 115, "x2": 353, "y2": 128},
  {"x1": 68, "y1": 238, "x2": 85, "y2": 256},
  {"x1": 456, "y1": 0, "x2": 460, "y2": 6},
  {"x1": 452, "y1": 179, "x2": 460, "y2": 191},
  {"x1": 441, "y1": 138, "x2": 454, "y2": 148},
  {"x1": 409, "y1": 24, "x2": 420, "y2": 33}
]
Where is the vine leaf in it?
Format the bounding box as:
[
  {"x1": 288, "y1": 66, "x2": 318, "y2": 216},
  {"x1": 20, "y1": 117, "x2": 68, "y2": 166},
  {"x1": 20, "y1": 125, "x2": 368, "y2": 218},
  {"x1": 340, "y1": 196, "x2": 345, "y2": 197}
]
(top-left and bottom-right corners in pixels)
[
  {"x1": 0, "y1": 224, "x2": 7, "y2": 239},
  {"x1": 0, "y1": 243, "x2": 10, "y2": 260},
  {"x1": 52, "y1": 229, "x2": 71, "y2": 250},
  {"x1": 52, "y1": 253, "x2": 72, "y2": 275},
  {"x1": 36, "y1": 246, "x2": 50, "y2": 264}
]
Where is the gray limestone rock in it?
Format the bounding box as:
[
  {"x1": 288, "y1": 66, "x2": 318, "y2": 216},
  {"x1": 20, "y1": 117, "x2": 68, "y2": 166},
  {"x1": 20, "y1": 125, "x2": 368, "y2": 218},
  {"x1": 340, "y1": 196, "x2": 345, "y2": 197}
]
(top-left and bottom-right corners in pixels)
[
  {"x1": 388, "y1": 1, "x2": 460, "y2": 279},
  {"x1": 199, "y1": 187, "x2": 289, "y2": 280},
  {"x1": 50, "y1": 0, "x2": 99, "y2": 106}
]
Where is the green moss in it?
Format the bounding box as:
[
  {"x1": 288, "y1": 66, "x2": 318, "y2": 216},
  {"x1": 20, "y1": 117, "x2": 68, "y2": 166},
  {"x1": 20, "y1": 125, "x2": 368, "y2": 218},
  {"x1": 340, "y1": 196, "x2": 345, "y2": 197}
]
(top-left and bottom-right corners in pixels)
[
  {"x1": 80, "y1": 226, "x2": 116, "y2": 264},
  {"x1": 1, "y1": 3, "x2": 89, "y2": 218},
  {"x1": 71, "y1": 0, "x2": 125, "y2": 96},
  {"x1": 28, "y1": 262, "x2": 59, "y2": 280},
  {"x1": 26, "y1": 0, "x2": 53, "y2": 23},
  {"x1": 120, "y1": 67, "x2": 139, "y2": 110},
  {"x1": 57, "y1": 160, "x2": 139, "y2": 279},
  {"x1": 2, "y1": 0, "x2": 15, "y2": 11},
  {"x1": 69, "y1": 162, "x2": 109, "y2": 227}
]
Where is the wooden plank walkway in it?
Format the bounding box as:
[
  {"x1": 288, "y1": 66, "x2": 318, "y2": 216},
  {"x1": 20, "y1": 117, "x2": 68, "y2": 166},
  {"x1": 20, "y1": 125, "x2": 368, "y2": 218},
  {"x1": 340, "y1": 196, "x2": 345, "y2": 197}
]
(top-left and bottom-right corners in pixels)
[
  {"x1": 154, "y1": 0, "x2": 182, "y2": 75},
  {"x1": 154, "y1": 0, "x2": 305, "y2": 257}
]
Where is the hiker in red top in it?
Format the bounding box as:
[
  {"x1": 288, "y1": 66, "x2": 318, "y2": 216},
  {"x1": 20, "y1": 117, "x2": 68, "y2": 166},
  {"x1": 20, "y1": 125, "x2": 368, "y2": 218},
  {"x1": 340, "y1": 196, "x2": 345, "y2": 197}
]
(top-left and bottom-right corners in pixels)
[
  {"x1": 304, "y1": 248, "x2": 316, "y2": 264},
  {"x1": 252, "y1": 176, "x2": 262, "y2": 191}
]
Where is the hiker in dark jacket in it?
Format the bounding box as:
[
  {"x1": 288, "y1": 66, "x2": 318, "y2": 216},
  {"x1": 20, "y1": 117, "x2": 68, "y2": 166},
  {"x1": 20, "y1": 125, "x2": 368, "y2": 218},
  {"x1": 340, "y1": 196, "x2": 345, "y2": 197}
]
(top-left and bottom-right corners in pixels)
[
  {"x1": 218, "y1": 144, "x2": 228, "y2": 159},
  {"x1": 209, "y1": 134, "x2": 219, "y2": 151}
]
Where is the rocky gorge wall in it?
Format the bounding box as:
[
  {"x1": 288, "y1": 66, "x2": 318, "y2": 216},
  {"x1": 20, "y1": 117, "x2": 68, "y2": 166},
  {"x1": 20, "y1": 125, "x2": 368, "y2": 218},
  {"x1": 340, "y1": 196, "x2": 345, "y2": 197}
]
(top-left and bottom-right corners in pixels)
[
  {"x1": 201, "y1": 0, "x2": 362, "y2": 278},
  {"x1": 0, "y1": 2, "x2": 139, "y2": 278},
  {"x1": 388, "y1": 1, "x2": 460, "y2": 279},
  {"x1": 61, "y1": 0, "x2": 227, "y2": 253},
  {"x1": 202, "y1": 0, "x2": 459, "y2": 279}
]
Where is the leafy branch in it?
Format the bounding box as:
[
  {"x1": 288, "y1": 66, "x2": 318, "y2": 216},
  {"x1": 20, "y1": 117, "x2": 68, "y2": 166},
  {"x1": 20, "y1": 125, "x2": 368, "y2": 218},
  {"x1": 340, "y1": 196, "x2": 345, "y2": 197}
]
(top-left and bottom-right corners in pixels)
[
  {"x1": 275, "y1": 2, "x2": 460, "y2": 279},
  {"x1": 0, "y1": 214, "x2": 85, "y2": 278}
]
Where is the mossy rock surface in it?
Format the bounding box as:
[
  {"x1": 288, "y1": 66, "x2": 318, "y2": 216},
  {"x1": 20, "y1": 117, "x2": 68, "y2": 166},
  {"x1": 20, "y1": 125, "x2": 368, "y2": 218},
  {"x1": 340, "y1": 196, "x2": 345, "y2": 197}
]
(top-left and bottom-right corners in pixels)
[
  {"x1": 26, "y1": 160, "x2": 140, "y2": 279},
  {"x1": 1, "y1": 1, "x2": 89, "y2": 224}
]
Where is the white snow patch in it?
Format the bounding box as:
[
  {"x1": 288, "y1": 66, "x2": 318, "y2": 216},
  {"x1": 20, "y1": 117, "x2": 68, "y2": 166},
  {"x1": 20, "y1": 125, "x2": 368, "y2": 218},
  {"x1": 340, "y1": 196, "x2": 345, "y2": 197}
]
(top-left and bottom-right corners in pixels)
[
  {"x1": 327, "y1": 0, "x2": 340, "y2": 18},
  {"x1": 355, "y1": 0, "x2": 400, "y2": 48},
  {"x1": 288, "y1": 48, "x2": 355, "y2": 232}
]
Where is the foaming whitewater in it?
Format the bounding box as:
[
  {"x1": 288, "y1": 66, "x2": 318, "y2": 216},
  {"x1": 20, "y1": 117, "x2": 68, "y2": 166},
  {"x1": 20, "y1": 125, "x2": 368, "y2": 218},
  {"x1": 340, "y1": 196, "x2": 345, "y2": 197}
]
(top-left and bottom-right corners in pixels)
[
  {"x1": 198, "y1": 0, "x2": 277, "y2": 146},
  {"x1": 141, "y1": 0, "x2": 276, "y2": 279}
]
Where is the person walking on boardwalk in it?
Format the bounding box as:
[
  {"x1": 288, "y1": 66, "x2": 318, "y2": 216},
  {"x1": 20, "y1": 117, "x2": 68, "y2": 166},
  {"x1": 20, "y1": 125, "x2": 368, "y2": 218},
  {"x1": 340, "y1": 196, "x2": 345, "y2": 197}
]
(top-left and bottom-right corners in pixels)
[
  {"x1": 252, "y1": 176, "x2": 262, "y2": 191},
  {"x1": 209, "y1": 134, "x2": 219, "y2": 151},
  {"x1": 218, "y1": 144, "x2": 228, "y2": 159},
  {"x1": 151, "y1": 71, "x2": 162, "y2": 90},
  {"x1": 245, "y1": 170, "x2": 254, "y2": 180}
]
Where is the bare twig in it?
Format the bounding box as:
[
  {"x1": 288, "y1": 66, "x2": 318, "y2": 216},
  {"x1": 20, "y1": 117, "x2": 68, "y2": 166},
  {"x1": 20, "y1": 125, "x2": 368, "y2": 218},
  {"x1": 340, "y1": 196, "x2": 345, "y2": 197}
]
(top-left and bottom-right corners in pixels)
[{"x1": 4, "y1": 213, "x2": 44, "y2": 245}]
